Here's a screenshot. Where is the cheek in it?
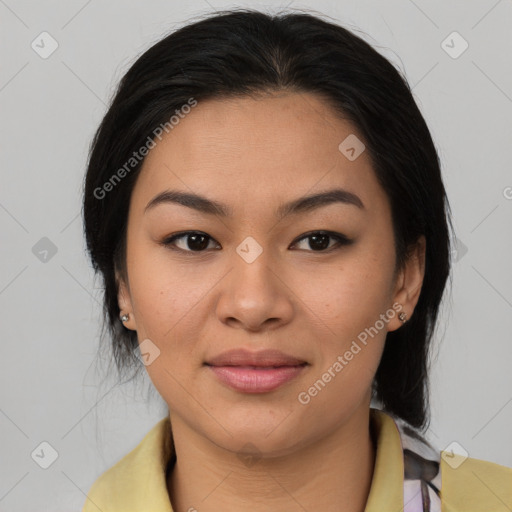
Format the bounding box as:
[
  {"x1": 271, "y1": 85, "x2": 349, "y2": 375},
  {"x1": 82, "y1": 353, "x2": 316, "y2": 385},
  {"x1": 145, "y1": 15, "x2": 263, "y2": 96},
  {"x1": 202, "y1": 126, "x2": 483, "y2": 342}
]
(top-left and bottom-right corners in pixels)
[
  {"x1": 126, "y1": 244, "x2": 200, "y2": 332},
  {"x1": 309, "y1": 257, "x2": 395, "y2": 334},
  {"x1": 126, "y1": 247, "x2": 225, "y2": 388},
  {"x1": 302, "y1": 246, "x2": 394, "y2": 387},
  {"x1": 297, "y1": 285, "x2": 388, "y2": 425}
]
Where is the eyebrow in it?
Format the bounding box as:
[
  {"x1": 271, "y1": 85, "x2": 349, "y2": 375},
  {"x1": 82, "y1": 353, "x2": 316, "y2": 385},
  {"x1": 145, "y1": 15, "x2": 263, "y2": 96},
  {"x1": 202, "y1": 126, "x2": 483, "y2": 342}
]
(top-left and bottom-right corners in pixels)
[{"x1": 144, "y1": 188, "x2": 365, "y2": 219}]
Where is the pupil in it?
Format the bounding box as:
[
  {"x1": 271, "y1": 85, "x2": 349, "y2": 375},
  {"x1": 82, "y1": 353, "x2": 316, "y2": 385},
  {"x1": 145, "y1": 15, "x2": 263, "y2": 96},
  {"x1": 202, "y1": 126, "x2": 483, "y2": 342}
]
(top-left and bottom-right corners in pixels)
[
  {"x1": 188, "y1": 234, "x2": 209, "y2": 251},
  {"x1": 310, "y1": 234, "x2": 329, "y2": 250}
]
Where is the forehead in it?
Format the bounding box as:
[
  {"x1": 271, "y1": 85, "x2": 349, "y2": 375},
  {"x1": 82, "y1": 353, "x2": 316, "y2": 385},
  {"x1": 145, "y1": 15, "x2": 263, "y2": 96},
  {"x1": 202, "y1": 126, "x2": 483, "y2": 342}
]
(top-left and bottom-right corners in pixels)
[{"x1": 130, "y1": 92, "x2": 388, "y2": 218}]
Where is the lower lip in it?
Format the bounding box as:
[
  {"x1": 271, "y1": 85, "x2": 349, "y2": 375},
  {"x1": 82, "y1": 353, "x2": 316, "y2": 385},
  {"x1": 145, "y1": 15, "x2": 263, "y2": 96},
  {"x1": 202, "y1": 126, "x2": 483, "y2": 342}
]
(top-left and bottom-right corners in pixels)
[{"x1": 207, "y1": 364, "x2": 307, "y2": 393}]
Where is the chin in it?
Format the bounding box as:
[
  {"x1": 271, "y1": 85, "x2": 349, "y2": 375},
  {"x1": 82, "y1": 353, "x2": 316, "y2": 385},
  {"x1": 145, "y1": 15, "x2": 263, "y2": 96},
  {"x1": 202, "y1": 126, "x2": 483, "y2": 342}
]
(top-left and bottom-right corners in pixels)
[
  {"x1": 221, "y1": 430, "x2": 302, "y2": 460},
  {"x1": 201, "y1": 412, "x2": 307, "y2": 456}
]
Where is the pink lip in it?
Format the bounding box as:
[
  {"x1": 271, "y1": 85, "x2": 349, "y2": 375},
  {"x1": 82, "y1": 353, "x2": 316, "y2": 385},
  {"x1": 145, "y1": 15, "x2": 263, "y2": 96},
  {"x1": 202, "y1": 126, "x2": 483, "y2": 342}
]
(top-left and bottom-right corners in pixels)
[
  {"x1": 205, "y1": 348, "x2": 308, "y2": 393},
  {"x1": 208, "y1": 365, "x2": 307, "y2": 393}
]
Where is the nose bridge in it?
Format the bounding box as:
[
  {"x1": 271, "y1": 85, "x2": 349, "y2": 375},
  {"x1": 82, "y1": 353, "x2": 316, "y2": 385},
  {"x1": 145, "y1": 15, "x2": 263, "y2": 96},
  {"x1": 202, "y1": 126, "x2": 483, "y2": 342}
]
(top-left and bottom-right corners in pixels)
[
  {"x1": 215, "y1": 234, "x2": 293, "y2": 330},
  {"x1": 232, "y1": 234, "x2": 278, "y2": 296}
]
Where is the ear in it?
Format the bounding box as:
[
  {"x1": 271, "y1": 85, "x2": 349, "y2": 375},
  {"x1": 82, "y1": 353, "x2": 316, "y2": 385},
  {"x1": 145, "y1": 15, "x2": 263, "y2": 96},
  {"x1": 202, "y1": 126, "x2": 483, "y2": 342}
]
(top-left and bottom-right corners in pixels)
[
  {"x1": 388, "y1": 235, "x2": 426, "y2": 332},
  {"x1": 116, "y1": 269, "x2": 137, "y2": 331}
]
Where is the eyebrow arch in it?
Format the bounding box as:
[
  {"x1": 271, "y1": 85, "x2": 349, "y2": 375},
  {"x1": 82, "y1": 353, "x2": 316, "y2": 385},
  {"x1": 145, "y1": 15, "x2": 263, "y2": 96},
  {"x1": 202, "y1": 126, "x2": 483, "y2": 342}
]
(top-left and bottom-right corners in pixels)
[{"x1": 144, "y1": 187, "x2": 365, "y2": 219}]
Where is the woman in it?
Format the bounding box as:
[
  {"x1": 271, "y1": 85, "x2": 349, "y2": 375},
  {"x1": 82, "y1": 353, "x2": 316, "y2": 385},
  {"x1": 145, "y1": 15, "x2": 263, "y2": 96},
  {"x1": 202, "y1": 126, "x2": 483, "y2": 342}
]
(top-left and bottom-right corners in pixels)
[{"x1": 81, "y1": 8, "x2": 512, "y2": 512}]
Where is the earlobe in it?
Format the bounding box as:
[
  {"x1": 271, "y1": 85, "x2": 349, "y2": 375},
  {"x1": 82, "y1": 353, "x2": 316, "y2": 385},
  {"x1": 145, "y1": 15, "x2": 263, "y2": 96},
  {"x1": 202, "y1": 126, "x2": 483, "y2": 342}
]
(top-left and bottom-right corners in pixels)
[{"x1": 116, "y1": 271, "x2": 136, "y2": 330}]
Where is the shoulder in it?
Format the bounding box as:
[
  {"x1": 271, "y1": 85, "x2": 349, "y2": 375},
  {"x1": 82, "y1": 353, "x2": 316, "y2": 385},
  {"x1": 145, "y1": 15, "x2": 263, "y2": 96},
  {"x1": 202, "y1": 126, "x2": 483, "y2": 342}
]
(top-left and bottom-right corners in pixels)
[
  {"x1": 82, "y1": 417, "x2": 173, "y2": 512},
  {"x1": 379, "y1": 408, "x2": 511, "y2": 511},
  {"x1": 441, "y1": 451, "x2": 512, "y2": 511}
]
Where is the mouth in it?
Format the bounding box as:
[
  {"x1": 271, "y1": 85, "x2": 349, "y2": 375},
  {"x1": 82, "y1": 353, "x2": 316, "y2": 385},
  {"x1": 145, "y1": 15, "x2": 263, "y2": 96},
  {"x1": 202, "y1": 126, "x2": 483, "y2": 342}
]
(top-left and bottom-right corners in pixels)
[{"x1": 204, "y1": 349, "x2": 309, "y2": 393}]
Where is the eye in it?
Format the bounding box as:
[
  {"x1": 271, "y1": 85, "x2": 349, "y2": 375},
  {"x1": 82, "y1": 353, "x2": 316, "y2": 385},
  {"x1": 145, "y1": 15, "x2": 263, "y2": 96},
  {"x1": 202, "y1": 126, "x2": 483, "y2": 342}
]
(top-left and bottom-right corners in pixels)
[
  {"x1": 290, "y1": 230, "x2": 353, "y2": 252},
  {"x1": 160, "y1": 231, "x2": 220, "y2": 252}
]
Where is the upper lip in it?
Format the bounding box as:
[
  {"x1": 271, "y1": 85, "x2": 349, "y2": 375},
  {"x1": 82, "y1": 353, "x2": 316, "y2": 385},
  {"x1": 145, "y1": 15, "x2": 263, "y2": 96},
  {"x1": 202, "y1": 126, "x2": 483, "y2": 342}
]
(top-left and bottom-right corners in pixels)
[{"x1": 205, "y1": 349, "x2": 307, "y2": 367}]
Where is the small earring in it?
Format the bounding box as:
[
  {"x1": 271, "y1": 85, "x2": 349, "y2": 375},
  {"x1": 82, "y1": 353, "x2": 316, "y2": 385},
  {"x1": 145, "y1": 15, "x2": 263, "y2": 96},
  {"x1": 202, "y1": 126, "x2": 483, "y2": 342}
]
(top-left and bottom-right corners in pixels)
[
  {"x1": 398, "y1": 311, "x2": 407, "y2": 324},
  {"x1": 120, "y1": 313, "x2": 130, "y2": 323}
]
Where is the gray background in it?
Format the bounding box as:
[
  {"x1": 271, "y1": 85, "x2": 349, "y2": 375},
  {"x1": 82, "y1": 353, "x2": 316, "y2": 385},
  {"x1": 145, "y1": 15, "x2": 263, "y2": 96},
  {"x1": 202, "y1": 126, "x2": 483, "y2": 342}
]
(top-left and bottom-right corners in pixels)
[{"x1": 1, "y1": 0, "x2": 511, "y2": 510}]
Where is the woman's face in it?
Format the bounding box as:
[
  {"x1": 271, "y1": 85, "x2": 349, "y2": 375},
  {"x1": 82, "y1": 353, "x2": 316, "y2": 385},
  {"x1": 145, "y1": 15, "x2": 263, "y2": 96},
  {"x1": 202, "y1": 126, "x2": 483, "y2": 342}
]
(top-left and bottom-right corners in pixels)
[{"x1": 118, "y1": 91, "x2": 425, "y2": 456}]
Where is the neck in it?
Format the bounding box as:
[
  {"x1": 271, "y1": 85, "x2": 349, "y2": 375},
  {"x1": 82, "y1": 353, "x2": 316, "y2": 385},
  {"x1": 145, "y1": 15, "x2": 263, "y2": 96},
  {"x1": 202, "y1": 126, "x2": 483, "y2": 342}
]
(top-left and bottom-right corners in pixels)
[{"x1": 167, "y1": 407, "x2": 377, "y2": 512}]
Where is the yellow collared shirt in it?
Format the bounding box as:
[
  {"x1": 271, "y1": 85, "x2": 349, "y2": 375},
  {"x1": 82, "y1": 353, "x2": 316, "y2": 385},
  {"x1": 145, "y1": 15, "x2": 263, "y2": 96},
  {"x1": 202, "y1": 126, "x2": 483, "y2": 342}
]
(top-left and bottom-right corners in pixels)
[{"x1": 83, "y1": 408, "x2": 512, "y2": 511}]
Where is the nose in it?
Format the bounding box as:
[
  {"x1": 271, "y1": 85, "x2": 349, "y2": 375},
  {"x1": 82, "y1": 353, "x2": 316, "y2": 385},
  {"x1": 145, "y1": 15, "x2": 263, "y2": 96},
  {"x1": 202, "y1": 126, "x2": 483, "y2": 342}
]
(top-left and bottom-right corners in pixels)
[{"x1": 215, "y1": 245, "x2": 295, "y2": 332}]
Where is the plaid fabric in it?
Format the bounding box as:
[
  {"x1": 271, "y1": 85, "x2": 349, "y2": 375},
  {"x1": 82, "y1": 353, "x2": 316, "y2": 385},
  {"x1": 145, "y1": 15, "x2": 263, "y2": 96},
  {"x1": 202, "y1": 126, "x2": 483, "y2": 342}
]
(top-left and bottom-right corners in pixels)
[{"x1": 391, "y1": 414, "x2": 442, "y2": 512}]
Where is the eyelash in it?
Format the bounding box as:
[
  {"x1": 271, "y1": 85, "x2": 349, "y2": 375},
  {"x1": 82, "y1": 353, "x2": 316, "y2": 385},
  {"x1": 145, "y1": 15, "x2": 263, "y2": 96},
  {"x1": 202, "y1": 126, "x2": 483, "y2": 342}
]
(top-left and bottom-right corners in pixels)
[{"x1": 159, "y1": 230, "x2": 353, "y2": 254}]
